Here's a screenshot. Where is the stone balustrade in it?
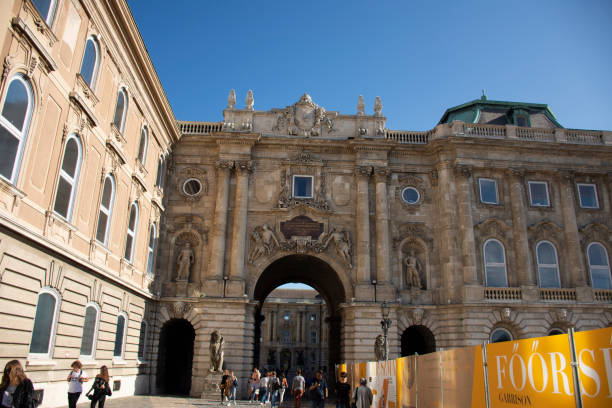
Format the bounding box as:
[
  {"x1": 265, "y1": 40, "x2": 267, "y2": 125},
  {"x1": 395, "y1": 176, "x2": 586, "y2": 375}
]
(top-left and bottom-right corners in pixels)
[
  {"x1": 539, "y1": 288, "x2": 577, "y2": 302},
  {"x1": 179, "y1": 121, "x2": 223, "y2": 134},
  {"x1": 594, "y1": 289, "x2": 612, "y2": 303},
  {"x1": 385, "y1": 130, "x2": 430, "y2": 144},
  {"x1": 484, "y1": 287, "x2": 522, "y2": 301}
]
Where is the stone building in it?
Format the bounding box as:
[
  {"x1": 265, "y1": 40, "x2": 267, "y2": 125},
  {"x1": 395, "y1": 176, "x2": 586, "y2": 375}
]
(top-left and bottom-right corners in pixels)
[{"x1": 1, "y1": 0, "x2": 612, "y2": 405}]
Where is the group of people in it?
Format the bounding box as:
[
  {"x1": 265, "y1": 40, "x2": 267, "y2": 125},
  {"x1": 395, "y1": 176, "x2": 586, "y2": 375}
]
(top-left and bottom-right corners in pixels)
[{"x1": 0, "y1": 359, "x2": 112, "y2": 408}]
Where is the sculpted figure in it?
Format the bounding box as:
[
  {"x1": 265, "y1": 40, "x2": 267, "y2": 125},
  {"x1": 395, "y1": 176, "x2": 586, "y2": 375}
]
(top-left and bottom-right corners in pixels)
[
  {"x1": 374, "y1": 334, "x2": 385, "y2": 361},
  {"x1": 209, "y1": 330, "x2": 224, "y2": 372},
  {"x1": 175, "y1": 242, "x2": 194, "y2": 281},
  {"x1": 405, "y1": 250, "x2": 422, "y2": 289},
  {"x1": 248, "y1": 224, "x2": 280, "y2": 263},
  {"x1": 324, "y1": 227, "x2": 352, "y2": 268}
]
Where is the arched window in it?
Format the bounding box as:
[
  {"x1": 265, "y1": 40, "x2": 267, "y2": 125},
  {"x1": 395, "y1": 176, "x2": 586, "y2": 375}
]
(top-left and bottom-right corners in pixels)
[
  {"x1": 79, "y1": 37, "x2": 100, "y2": 88},
  {"x1": 113, "y1": 313, "x2": 128, "y2": 358},
  {"x1": 0, "y1": 75, "x2": 34, "y2": 183},
  {"x1": 95, "y1": 175, "x2": 115, "y2": 245},
  {"x1": 137, "y1": 126, "x2": 148, "y2": 164},
  {"x1": 548, "y1": 328, "x2": 565, "y2": 336},
  {"x1": 123, "y1": 202, "x2": 139, "y2": 262},
  {"x1": 138, "y1": 320, "x2": 148, "y2": 361},
  {"x1": 490, "y1": 328, "x2": 513, "y2": 343},
  {"x1": 483, "y1": 239, "x2": 508, "y2": 287},
  {"x1": 536, "y1": 241, "x2": 561, "y2": 288},
  {"x1": 587, "y1": 243, "x2": 611, "y2": 289},
  {"x1": 29, "y1": 288, "x2": 61, "y2": 358},
  {"x1": 80, "y1": 303, "x2": 100, "y2": 359},
  {"x1": 146, "y1": 224, "x2": 157, "y2": 276},
  {"x1": 112, "y1": 88, "x2": 128, "y2": 133},
  {"x1": 155, "y1": 155, "x2": 164, "y2": 188},
  {"x1": 31, "y1": 0, "x2": 58, "y2": 25},
  {"x1": 53, "y1": 134, "x2": 82, "y2": 220}
]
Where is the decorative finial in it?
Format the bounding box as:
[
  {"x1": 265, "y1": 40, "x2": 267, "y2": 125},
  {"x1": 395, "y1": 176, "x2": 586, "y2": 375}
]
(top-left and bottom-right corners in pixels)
[
  {"x1": 245, "y1": 90, "x2": 254, "y2": 110},
  {"x1": 357, "y1": 95, "x2": 365, "y2": 115},
  {"x1": 481, "y1": 89, "x2": 487, "y2": 101},
  {"x1": 227, "y1": 89, "x2": 236, "y2": 109},
  {"x1": 374, "y1": 96, "x2": 383, "y2": 116}
]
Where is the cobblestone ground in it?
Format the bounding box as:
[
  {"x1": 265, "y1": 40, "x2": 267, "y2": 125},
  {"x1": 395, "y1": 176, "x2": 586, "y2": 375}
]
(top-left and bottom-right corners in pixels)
[{"x1": 72, "y1": 397, "x2": 333, "y2": 408}]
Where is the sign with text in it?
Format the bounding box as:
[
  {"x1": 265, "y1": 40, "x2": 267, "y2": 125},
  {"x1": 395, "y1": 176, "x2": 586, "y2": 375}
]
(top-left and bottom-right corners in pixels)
[{"x1": 573, "y1": 326, "x2": 612, "y2": 408}]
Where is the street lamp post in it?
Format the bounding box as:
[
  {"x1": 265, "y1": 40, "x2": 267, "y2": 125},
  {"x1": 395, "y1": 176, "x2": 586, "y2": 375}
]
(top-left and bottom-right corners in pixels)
[
  {"x1": 380, "y1": 301, "x2": 392, "y2": 360},
  {"x1": 222, "y1": 275, "x2": 229, "y2": 298}
]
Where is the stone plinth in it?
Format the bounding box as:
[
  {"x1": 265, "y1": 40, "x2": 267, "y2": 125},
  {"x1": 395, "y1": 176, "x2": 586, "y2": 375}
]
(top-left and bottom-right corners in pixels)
[{"x1": 200, "y1": 372, "x2": 222, "y2": 401}]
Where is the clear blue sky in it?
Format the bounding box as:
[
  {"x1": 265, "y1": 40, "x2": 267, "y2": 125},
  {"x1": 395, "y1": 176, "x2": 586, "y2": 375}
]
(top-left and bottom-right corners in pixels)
[{"x1": 128, "y1": 0, "x2": 612, "y2": 131}]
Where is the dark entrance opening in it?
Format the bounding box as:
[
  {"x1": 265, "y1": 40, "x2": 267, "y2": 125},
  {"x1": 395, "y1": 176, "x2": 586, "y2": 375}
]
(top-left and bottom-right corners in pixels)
[
  {"x1": 157, "y1": 318, "x2": 195, "y2": 395},
  {"x1": 253, "y1": 255, "x2": 345, "y2": 375},
  {"x1": 401, "y1": 325, "x2": 436, "y2": 356}
]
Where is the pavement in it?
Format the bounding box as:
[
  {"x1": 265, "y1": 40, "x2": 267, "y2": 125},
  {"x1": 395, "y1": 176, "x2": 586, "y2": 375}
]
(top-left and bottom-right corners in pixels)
[{"x1": 71, "y1": 397, "x2": 333, "y2": 408}]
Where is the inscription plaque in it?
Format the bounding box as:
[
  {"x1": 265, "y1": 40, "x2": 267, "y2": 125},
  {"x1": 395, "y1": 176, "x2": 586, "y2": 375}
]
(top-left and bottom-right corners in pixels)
[{"x1": 280, "y1": 216, "x2": 324, "y2": 240}]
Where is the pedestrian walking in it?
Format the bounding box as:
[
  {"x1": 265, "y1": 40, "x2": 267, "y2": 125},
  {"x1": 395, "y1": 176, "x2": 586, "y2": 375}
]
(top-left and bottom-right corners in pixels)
[
  {"x1": 259, "y1": 371, "x2": 269, "y2": 405},
  {"x1": 291, "y1": 369, "x2": 305, "y2": 408},
  {"x1": 278, "y1": 373, "x2": 288, "y2": 406},
  {"x1": 229, "y1": 370, "x2": 238, "y2": 406},
  {"x1": 249, "y1": 368, "x2": 261, "y2": 403},
  {"x1": 86, "y1": 366, "x2": 112, "y2": 408},
  {"x1": 220, "y1": 369, "x2": 230, "y2": 405},
  {"x1": 67, "y1": 360, "x2": 88, "y2": 408},
  {"x1": 269, "y1": 371, "x2": 281, "y2": 408},
  {"x1": 308, "y1": 370, "x2": 327, "y2": 408},
  {"x1": 0, "y1": 360, "x2": 35, "y2": 408},
  {"x1": 353, "y1": 378, "x2": 373, "y2": 408},
  {"x1": 335, "y1": 372, "x2": 351, "y2": 408}
]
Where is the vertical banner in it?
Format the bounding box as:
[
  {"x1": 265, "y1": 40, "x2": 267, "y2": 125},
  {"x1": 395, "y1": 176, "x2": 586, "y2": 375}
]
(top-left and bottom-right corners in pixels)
[
  {"x1": 572, "y1": 326, "x2": 612, "y2": 408},
  {"x1": 486, "y1": 334, "x2": 575, "y2": 407},
  {"x1": 376, "y1": 360, "x2": 398, "y2": 408},
  {"x1": 440, "y1": 346, "x2": 487, "y2": 408},
  {"x1": 399, "y1": 355, "x2": 417, "y2": 408}
]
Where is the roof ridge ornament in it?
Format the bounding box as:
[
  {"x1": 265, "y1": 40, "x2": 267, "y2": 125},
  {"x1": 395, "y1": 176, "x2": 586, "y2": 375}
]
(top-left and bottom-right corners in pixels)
[
  {"x1": 374, "y1": 96, "x2": 383, "y2": 117},
  {"x1": 357, "y1": 95, "x2": 365, "y2": 116},
  {"x1": 227, "y1": 89, "x2": 236, "y2": 109},
  {"x1": 481, "y1": 89, "x2": 487, "y2": 101},
  {"x1": 245, "y1": 90, "x2": 254, "y2": 110}
]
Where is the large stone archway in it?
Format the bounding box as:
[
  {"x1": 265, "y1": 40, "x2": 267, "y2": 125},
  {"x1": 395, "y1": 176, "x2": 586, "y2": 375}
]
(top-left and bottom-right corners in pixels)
[{"x1": 252, "y1": 254, "x2": 347, "y2": 371}]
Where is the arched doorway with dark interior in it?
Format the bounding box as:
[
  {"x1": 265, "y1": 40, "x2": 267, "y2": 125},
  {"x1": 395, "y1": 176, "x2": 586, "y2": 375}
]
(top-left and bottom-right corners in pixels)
[
  {"x1": 253, "y1": 254, "x2": 346, "y2": 382},
  {"x1": 157, "y1": 318, "x2": 195, "y2": 395},
  {"x1": 401, "y1": 325, "x2": 436, "y2": 357}
]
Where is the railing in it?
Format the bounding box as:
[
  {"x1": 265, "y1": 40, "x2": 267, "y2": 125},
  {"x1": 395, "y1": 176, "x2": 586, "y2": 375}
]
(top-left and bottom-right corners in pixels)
[
  {"x1": 484, "y1": 287, "x2": 522, "y2": 301},
  {"x1": 385, "y1": 130, "x2": 430, "y2": 144},
  {"x1": 516, "y1": 127, "x2": 555, "y2": 142},
  {"x1": 563, "y1": 130, "x2": 604, "y2": 145},
  {"x1": 594, "y1": 289, "x2": 612, "y2": 302},
  {"x1": 178, "y1": 121, "x2": 223, "y2": 134},
  {"x1": 540, "y1": 288, "x2": 576, "y2": 301},
  {"x1": 462, "y1": 123, "x2": 506, "y2": 138}
]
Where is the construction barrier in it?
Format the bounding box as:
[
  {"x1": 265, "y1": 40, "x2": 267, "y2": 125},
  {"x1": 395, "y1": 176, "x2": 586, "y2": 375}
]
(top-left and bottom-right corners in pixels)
[{"x1": 337, "y1": 326, "x2": 612, "y2": 408}]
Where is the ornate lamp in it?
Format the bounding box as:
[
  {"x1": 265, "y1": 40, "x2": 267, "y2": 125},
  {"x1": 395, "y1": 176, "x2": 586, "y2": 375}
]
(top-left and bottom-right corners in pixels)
[{"x1": 380, "y1": 301, "x2": 392, "y2": 360}]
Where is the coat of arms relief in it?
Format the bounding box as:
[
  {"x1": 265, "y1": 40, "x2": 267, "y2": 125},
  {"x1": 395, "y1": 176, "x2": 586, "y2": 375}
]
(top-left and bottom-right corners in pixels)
[{"x1": 273, "y1": 93, "x2": 335, "y2": 137}]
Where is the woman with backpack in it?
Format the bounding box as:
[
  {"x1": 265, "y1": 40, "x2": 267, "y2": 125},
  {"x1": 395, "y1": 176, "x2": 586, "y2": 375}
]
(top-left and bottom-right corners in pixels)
[
  {"x1": 67, "y1": 360, "x2": 88, "y2": 408},
  {"x1": 86, "y1": 366, "x2": 112, "y2": 408},
  {"x1": 0, "y1": 360, "x2": 35, "y2": 408}
]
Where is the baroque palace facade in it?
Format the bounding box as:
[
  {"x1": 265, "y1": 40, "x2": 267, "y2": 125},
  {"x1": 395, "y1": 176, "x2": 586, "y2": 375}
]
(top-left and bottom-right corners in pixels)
[{"x1": 1, "y1": 0, "x2": 612, "y2": 406}]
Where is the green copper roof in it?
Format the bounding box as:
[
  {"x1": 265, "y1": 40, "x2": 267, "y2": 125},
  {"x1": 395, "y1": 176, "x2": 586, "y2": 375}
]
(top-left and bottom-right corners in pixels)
[{"x1": 438, "y1": 97, "x2": 563, "y2": 128}]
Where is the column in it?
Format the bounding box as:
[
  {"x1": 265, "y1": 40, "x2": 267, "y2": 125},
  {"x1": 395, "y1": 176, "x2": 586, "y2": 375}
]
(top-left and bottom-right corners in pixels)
[
  {"x1": 229, "y1": 160, "x2": 252, "y2": 281},
  {"x1": 207, "y1": 160, "x2": 233, "y2": 280},
  {"x1": 559, "y1": 171, "x2": 586, "y2": 286},
  {"x1": 374, "y1": 167, "x2": 391, "y2": 283},
  {"x1": 508, "y1": 168, "x2": 535, "y2": 286},
  {"x1": 454, "y1": 165, "x2": 478, "y2": 284},
  {"x1": 355, "y1": 166, "x2": 372, "y2": 283}
]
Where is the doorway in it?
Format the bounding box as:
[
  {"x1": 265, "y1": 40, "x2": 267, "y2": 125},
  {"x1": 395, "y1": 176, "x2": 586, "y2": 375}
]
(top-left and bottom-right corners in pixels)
[
  {"x1": 401, "y1": 325, "x2": 436, "y2": 356},
  {"x1": 157, "y1": 318, "x2": 195, "y2": 395}
]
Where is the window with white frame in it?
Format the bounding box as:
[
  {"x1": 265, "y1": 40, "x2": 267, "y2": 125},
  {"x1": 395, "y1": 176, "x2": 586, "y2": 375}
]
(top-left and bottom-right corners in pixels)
[
  {"x1": 79, "y1": 37, "x2": 100, "y2": 88},
  {"x1": 0, "y1": 75, "x2": 34, "y2": 183},
  {"x1": 146, "y1": 224, "x2": 157, "y2": 276},
  {"x1": 528, "y1": 181, "x2": 550, "y2": 207},
  {"x1": 95, "y1": 175, "x2": 115, "y2": 244},
  {"x1": 137, "y1": 126, "x2": 148, "y2": 164},
  {"x1": 587, "y1": 243, "x2": 611, "y2": 289},
  {"x1": 401, "y1": 187, "x2": 420, "y2": 204},
  {"x1": 137, "y1": 320, "x2": 148, "y2": 361},
  {"x1": 80, "y1": 303, "x2": 100, "y2": 359},
  {"x1": 53, "y1": 135, "x2": 82, "y2": 220},
  {"x1": 577, "y1": 183, "x2": 599, "y2": 209},
  {"x1": 113, "y1": 313, "x2": 128, "y2": 358},
  {"x1": 123, "y1": 202, "x2": 139, "y2": 262},
  {"x1": 293, "y1": 175, "x2": 313, "y2": 198},
  {"x1": 490, "y1": 328, "x2": 513, "y2": 343},
  {"x1": 478, "y1": 178, "x2": 498, "y2": 204},
  {"x1": 483, "y1": 239, "x2": 508, "y2": 287},
  {"x1": 536, "y1": 241, "x2": 561, "y2": 288},
  {"x1": 112, "y1": 88, "x2": 128, "y2": 133},
  {"x1": 29, "y1": 288, "x2": 61, "y2": 358},
  {"x1": 155, "y1": 156, "x2": 164, "y2": 188},
  {"x1": 31, "y1": 0, "x2": 58, "y2": 25}
]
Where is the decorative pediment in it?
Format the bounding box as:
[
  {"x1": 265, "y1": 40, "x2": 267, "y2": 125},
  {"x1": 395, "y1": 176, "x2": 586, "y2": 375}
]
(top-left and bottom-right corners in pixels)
[
  {"x1": 394, "y1": 222, "x2": 433, "y2": 250},
  {"x1": 580, "y1": 223, "x2": 612, "y2": 245},
  {"x1": 528, "y1": 219, "x2": 563, "y2": 244},
  {"x1": 475, "y1": 218, "x2": 511, "y2": 240},
  {"x1": 272, "y1": 93, "x2": 336, "y2": 137}
]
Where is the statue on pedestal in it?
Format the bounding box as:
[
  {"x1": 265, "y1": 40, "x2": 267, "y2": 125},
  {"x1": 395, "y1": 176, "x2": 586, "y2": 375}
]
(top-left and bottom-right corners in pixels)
[
  {"x1": 209, "y1": 330, "x2": 224, "y2": 372},
  {"x1": 404, "y1": 250, "x2": 422, "y2": 289},
  {"x1": 175, "y1": 242, "x2": 194, "y2": 281},
  {"x1": 374, "y1": 334, "x2": 385, "y2": 361}
]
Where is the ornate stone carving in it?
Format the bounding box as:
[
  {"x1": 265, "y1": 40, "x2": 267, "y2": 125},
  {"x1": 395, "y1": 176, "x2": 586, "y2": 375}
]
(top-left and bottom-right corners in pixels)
[
  {"x1": 227, "y1": 89, "x2": 236, "y2": 109},
  {"x1": 322, "y1": 227, "x2": 352, "y2": 268},
  {"x1": 579, "y1": 223, "x2": 611, "y2": 246},
  {"x1": 235, "y1": 160, "x2": 253, "y2": 173},
  {"x1": 209, "y1": 330, "x2": 224, "y2": 372},
  {"x1": 556, "y1": 308, "x2": 569, "y2": 323},
  {"x1": 272, "y1": 94, "x2": 334, "y2": 137},
  {"x1": 374, "y1": 96, "x2": 383, "y2": 117},
  {"x1": 248, "y1": 224, "x2": 280, "y2": 264},
  {"x1": 374, "y1": 167, "x2": 391, "y2": 182},
  {"x1": 170, "y1": 301, "x2": 192, "y2": 319},
  {"x1": 27, "y1": 56, "x2": 38, "y2": 78},
  {"x1": 404, "y1": 250, "x2": 422, "y2": 289},
  {"x1": 475, "y1": 218, "x2": 511, "y2": 240},
  {"x1": 245, "y1": 89, "x2": 254, "y2": 110},
  {"x1": 357, "y1": 95, "x2": 365, "y2": 116},
  {"x1": 355, "y1": 166, "x2": 373, "y2": 178},
  {"x1": 1, "y1": 56, "x2": 12, "y2": 84},
  {"x1": 455, "y1": 164, "x2": 472, "y2": 178},
  {"x1": 375, "y1": 120, "x2": 385, "y2": 136},
  {"x1": 429, "y1": 170, "x2": 438, "y2": 187},
  {"x1": 501, "y1": 307, "x2": 512, "y2": 321},
  {"x1": 374, "y1": 334, "x2": 385, "y2": 361},
  {"x1": 175, "y1": 242, "x2": 194, "y2": 281},
  {"x1": 216, "y1": 160, "x2": 234, "y2": 170},
  {"x1": 411, "y1": 308, "x2": 425, "y2": 325}
]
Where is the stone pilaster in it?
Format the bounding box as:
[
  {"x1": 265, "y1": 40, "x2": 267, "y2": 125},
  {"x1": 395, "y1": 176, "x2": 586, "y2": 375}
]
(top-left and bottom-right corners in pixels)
[
  {"x1": 207, "y1": 160, "x2": 233, "y2": 285},
  {"x1": 355, "y1": 166, "x2": 372, "y2": 284},
  {"x1": 559, "y1": 171, "x2": 586, "y2": 286},
  {"x1": 228, "y1": 160, "x2": 252, "y2": 294},
  {"x1": 454, "y1": 165, "x2": 478, "y2": 285},
  {"x1": 374, "y1": 167, "x2": 391, "y2": 286},
  {"x1": 508, "y1": 168, "x2": 536, "y2": 287}
]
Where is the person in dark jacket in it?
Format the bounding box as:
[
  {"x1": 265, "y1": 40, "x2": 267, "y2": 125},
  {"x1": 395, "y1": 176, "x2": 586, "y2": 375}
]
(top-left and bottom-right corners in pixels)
[
  {"x1": 86, "y1": 365, "x2": 112, "y2": 408},
  {"x1": 0, "y1": 360, "x2": 35, "y2": 408},
  {"x1": 335, "y1": 372, "x2": 351, "y2": 408}
]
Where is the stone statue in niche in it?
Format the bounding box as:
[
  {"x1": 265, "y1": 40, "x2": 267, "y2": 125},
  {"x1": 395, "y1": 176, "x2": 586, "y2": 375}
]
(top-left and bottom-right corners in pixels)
[
  {"x1": 374, "y1": 334, "x2": 385, "y2": 361},
  {"x1": 248, "y1": 224, "x2": 280, "y2": 263},
  {"x1": 404, "y1": 250, "x2": 422, "y2": 289},
  {"x1": 277, "y1": 170, "x2": 290, "y2": 208},
  {"x1": 175, "y1": 242, "x2": 194, "y2": 281},
  {"x1": 323, "y1": 227, "x2": 352, "y2": 268},
  {"x1": 209, "y1": 330, "x2": 224, "y2": 372}
]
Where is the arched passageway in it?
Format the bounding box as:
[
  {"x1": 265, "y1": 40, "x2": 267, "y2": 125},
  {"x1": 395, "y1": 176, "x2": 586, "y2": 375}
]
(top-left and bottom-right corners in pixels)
[
  {"x1": 157, "y1": 318, "x2": 195, "y2": 395},
  {"x1": 253, "y1": 255, "x2": 347, "y2": 372},
  {"x1": 401, "y1": 325, "x2": 436, "y2": 356}
]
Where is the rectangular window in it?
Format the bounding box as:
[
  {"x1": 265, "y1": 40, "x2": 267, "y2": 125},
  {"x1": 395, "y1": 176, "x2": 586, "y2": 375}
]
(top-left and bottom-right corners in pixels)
[
  {"x1": 310, "y1": 330, "x2": 317, "y2": 344},
  {"x1": 293, "y1": 175, "x2": 313, "y2": 198},
  {"x1": 577, "y1": 183, "x2": 599, "y2": 209},
  {"x1": 283, "y1": 312, "x2": 290, "y2": 321},
  {"x1": 310, "y1": 313, "x2": 316, "y2": 321},
  {"x1": 478, "y1": 178, "x2": 498, "y2": 204},
  {"x1": 528, "y1": 181, "x2": 550, "y2": 207}
]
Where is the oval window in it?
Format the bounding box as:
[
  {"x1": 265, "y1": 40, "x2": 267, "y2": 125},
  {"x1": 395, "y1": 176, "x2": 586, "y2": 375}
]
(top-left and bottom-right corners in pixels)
[
  {"x1": 401, "y1": 187, "x2": 420, "y2": 204},
  {"x1": 183, "y1": 178, "x2": 202, "y2": 196}
]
